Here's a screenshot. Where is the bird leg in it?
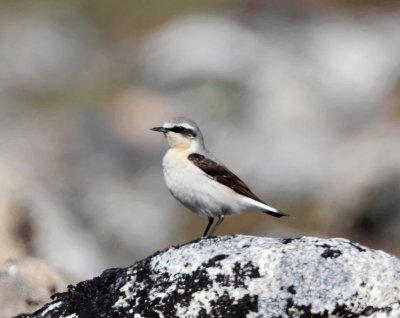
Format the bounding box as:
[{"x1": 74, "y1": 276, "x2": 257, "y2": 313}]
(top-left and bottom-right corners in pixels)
[
  {"x1": 208, "y1": 215, "x2": 225, "y2": 236},
  {"x1": 203, "y1": 217, "x2": 214, "y2": 237}
]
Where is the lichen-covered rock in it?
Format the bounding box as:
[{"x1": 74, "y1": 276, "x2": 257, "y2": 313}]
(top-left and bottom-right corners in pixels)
[{"x1": 17, "y1": 236, "x2": 400, "y2": 318}]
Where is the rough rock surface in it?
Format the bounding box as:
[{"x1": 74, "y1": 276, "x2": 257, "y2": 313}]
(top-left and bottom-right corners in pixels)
[{"x1": 17, "y1": 236, "x2": 400, "y2": 318}]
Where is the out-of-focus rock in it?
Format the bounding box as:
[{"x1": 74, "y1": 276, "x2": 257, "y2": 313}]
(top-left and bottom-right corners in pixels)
[
  {"x1": 0, "y1": 5, "x2": 107, "y2": 94},
  {"x1": 107, "y1": 88, "x2": 179, "y2": 149},
  {"x1": 334, "y1": 175, "x2": 400, "y2": 253},
  {"x1": 0, "y1": 161, "x2": 107, "y2": 277},
  {"x1": 140, "y1": 15, "x2": 265, "y2": 84},
  {"x1": 0, "y1": 258, "x2": 67, "y2": 318},
  {"x1": 0, "y1": 194, "x2": 33, "y2": 263},
  {"x1": 18, "y1": 236, "x2": 400, "y2": 317}
]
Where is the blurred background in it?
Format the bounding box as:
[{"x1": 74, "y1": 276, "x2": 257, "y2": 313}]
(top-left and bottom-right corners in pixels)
[{"x1": 1, "y1": 0, "x2": 400, "y2": 315}]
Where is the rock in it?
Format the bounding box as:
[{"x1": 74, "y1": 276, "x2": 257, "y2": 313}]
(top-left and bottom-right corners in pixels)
[
  {"x1": 18, "y1": 235, "x2": 400, "y2": 318},
  {"x1": 0, "y1": 258, "x2": 68, "y2": 318}
]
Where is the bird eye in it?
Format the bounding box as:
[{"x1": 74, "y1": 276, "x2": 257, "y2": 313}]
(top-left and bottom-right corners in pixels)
[{"x1": 175, "y1": 126, "x2": 184, "y2": 132}]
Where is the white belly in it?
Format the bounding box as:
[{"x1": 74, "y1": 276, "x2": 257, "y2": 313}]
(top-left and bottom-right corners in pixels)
[{"x1": 162, "y1": 150, "x2": 244, "y2": 217}]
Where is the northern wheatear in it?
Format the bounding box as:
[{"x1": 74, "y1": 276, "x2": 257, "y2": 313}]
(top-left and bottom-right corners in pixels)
[{"x1": 151, "y1": 117, "x2": 287, "y2": 236}]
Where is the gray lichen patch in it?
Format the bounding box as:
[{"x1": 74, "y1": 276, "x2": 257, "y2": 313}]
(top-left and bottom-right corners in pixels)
[{"x1": 17, "y1": 235, "x2": 400, "y2": 318}]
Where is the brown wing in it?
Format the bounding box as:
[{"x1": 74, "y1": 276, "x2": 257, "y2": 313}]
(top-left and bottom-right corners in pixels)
[{"x1": 188, "y1": 153, "x2": 264, "y2": 203}]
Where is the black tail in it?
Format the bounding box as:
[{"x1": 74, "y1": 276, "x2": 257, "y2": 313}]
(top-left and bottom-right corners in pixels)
[{"x1": 264, "y1": 209, "x2": 289, "y2": 218}]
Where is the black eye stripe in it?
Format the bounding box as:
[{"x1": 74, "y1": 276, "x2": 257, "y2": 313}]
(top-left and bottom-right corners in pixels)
[{"x1": 168, "y1": 126, "x2": 197, "y2": 137}]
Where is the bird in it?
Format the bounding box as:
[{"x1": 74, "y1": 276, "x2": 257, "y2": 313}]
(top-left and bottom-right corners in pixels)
[{"x1": 151, "y1": 116, "x2": 288, "y2": 236}]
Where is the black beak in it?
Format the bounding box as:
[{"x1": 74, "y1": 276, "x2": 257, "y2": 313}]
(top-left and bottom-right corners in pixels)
[{"x1": 151, "y1": 126, "x2": 168, "y2": 133}]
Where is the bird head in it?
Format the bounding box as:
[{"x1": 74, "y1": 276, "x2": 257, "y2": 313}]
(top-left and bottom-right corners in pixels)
[{"x1": 151, "y1": 117, "x2": 203, "y2": 150}]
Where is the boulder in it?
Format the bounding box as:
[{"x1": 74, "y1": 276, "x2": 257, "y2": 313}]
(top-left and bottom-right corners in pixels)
[{"x1": 17, "y1": 236, "x2": 400, "y2": 317}]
